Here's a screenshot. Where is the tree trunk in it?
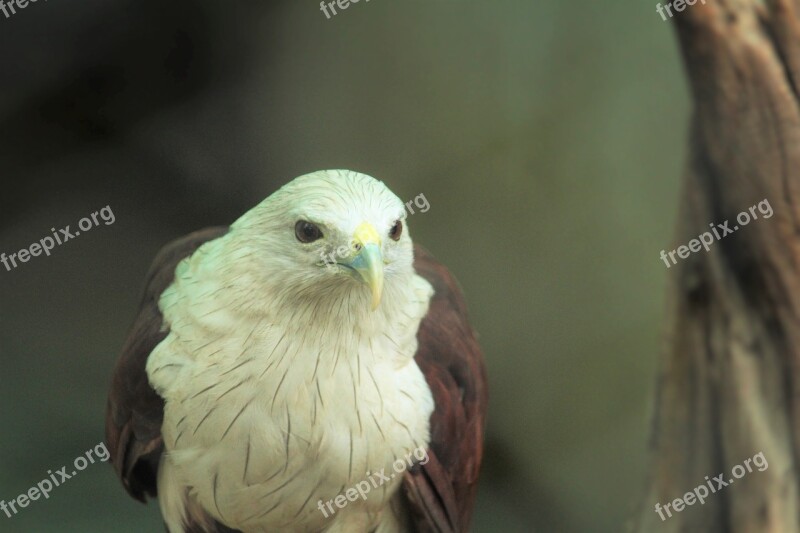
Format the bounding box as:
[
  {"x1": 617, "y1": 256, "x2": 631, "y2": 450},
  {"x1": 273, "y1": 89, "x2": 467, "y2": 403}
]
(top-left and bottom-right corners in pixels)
[{"x1": 637, "y1": 1, "x2": 800, "y2": 531}]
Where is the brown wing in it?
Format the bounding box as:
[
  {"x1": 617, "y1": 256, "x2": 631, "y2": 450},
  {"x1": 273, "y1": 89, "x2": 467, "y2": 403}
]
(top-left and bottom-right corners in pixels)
[
  {"x1": 403, "y1": 245, "x2": 489, "y2": 533},
  {"x1": 105, "y1": 227, "x2": 229, "y2": 503}
]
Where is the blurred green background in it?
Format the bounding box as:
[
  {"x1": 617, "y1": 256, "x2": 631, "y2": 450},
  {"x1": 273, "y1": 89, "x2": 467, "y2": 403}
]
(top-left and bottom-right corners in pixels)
[{"x1": 0, "y1": 0, "x2": 688, "y2": 531}]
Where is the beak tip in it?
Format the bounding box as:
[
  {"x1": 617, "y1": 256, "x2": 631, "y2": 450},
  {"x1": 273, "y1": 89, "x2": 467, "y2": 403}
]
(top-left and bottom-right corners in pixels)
[{"x1": 370, "y1": 286, "x2": 383, "y2": 311}]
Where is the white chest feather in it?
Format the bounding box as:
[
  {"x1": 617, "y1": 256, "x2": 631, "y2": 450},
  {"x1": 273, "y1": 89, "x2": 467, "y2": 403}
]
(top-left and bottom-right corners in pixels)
[{"x1": 146, "y1": 240, "x2": 435, "y2": 533}]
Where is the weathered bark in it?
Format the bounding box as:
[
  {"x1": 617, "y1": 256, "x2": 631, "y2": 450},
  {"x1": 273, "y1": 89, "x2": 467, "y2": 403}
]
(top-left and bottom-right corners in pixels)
[{"x1": 637, "y1": 1, "x2": 800, "y2": 532}]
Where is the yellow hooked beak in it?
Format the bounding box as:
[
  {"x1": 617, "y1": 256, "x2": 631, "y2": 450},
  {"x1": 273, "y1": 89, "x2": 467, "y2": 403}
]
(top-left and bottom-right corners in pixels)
[{"x1": 344, "y1": 222, "x2": 384, "y2": 310}]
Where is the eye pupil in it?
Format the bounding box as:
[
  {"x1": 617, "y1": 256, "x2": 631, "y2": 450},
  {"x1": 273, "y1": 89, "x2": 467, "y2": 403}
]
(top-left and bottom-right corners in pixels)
[
  {"x1": 295, "y1": 221, "x2": 322, "y2": 243},
  {"x1": 389, "y1": 220, "x2": 402, "y2": 241}
]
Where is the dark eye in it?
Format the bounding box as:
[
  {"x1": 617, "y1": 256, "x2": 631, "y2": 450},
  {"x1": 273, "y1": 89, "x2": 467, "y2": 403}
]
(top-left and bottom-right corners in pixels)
[
  {"x1": 295, "y1": 221, "x2": 323, "y2": 243},
  {"x1": 389, "y1": 220, "x2": 402, "y2": 241}
]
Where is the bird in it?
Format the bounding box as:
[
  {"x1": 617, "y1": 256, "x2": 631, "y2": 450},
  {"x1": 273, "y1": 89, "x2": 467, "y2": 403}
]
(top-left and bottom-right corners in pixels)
[{"x1": 105, "y1": 170, "x2": 487, "y2": 532}]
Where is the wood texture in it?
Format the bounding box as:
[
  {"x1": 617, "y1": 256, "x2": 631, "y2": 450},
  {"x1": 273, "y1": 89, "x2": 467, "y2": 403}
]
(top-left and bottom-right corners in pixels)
[{"x1": 637, "y1": 1, "x2": 800, "y2": 531}]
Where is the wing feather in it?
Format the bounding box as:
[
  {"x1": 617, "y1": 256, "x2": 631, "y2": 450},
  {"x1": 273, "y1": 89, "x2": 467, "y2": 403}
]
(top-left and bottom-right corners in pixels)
[
  {"x1": 105, "y1": 227, "x2": 229, "y2": 501},
  {"x1": 404, "y1": 245, "x2": 488, "y2": 533}
]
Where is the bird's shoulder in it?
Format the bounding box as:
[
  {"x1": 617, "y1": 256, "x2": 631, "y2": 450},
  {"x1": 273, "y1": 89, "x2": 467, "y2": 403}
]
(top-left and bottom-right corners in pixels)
[
  {"x1": 405, "y1": 245, "x2": 488, "y2": 533},
  {"x1": 105, "y1": 226, "x2": 230, "y2": 503}
]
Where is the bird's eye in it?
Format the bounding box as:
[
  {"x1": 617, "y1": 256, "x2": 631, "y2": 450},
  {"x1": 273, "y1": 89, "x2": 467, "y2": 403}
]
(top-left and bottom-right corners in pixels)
[
  {"x1": 389, "y1": 220, "x2": 403, "y2": 241},
  {"x1": 295, "y1": 221, "x2": 323, "y2": 243}
]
